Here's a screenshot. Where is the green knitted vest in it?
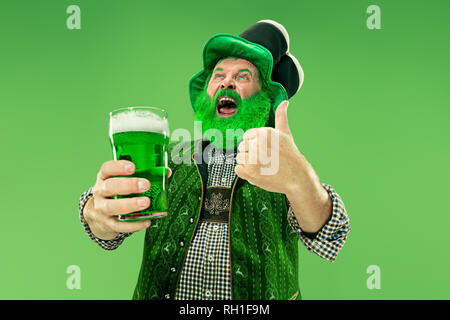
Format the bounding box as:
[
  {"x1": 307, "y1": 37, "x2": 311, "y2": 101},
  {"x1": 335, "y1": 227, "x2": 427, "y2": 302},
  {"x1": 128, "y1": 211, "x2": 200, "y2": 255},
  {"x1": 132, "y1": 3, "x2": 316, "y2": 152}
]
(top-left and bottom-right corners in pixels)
[{"x1": 132, "y1": 140, "x2": 301, "y2": 300}]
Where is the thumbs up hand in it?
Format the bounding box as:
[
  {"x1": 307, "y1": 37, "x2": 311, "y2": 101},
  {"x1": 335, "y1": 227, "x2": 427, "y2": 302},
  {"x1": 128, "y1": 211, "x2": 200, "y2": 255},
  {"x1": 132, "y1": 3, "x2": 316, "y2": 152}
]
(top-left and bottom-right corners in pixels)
[
  {"x1": 235, "y1": 100, "x2": 333, "y2": 233},
  {"x1": 235, "y1": 100, "x2": 318, "y2": 197}
]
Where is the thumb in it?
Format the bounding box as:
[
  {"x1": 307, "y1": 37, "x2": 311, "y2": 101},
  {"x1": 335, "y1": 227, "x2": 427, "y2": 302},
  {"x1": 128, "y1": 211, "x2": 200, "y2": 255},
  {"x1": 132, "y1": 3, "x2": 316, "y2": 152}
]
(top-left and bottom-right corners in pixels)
[{"x1": 274, "y1": 100, "x2": 291, "y2": 135}]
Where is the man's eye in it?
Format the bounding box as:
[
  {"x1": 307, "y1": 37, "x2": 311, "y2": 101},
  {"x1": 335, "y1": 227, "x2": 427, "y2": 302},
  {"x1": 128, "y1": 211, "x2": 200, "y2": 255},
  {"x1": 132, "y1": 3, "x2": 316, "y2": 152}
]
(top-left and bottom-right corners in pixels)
[
  {"x1": 215, "y1": 74, "x2": 224, "y2": 79},
  {"x1": 238, "y1": 74, "x2": 249, "y2": 80}
]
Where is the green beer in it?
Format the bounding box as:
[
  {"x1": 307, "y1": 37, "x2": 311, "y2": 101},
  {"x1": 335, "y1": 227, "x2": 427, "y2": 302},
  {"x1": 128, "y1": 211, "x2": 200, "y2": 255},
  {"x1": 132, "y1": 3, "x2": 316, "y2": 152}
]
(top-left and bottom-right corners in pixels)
[{"x1": 109, "y1": 107, "x2": 169, "y2": 222}]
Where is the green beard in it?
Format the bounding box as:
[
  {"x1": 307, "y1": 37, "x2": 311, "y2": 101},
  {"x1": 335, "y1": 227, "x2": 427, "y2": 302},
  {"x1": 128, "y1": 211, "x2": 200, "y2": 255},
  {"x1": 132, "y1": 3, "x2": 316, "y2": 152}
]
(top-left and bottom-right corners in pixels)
[{"x1": 194, "y1": 88, "x2": 272, "y2": 150}]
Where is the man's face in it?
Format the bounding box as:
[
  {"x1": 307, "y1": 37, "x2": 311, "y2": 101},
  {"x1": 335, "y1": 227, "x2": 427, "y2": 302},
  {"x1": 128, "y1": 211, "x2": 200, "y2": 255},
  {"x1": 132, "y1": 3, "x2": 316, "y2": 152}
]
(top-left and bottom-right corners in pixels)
[
  {"x1": 206, "y1": 58, "x2": 261, "y2": 118},
  {"x1": 194, "y1": 57, "x2": 272, "y2": 150}
]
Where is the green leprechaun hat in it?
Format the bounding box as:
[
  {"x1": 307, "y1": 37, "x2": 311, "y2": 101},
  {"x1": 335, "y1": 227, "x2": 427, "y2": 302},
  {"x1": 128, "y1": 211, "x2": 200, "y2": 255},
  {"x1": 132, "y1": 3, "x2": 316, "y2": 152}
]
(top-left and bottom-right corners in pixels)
[{"x1": 189, "y1": 20, "x2": 304, "y2": 114}]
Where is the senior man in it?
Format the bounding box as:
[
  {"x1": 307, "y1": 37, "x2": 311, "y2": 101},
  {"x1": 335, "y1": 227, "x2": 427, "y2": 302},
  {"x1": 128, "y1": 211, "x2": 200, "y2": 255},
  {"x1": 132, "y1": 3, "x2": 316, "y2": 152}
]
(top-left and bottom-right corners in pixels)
[{"x1": 78, "y1": 20, "x2": 350, "y2": 300}]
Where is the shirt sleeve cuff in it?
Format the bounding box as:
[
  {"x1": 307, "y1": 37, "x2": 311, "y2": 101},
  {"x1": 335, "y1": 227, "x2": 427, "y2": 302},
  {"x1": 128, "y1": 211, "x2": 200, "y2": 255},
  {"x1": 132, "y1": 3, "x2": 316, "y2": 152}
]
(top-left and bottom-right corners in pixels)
[
  {"x1": 78, "y1": 187, "x2": 132, "y2": 250},
  {"x1": 286, "y1": 183, "x2": 351, "y2": 262}
]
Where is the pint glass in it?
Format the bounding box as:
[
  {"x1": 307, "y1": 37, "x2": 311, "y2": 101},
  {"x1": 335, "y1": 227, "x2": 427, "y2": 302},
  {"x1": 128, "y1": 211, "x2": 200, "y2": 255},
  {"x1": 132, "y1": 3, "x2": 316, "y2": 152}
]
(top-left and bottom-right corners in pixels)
[{"x1": 109, "y1": 107, "x2": 169, "y2": 222}]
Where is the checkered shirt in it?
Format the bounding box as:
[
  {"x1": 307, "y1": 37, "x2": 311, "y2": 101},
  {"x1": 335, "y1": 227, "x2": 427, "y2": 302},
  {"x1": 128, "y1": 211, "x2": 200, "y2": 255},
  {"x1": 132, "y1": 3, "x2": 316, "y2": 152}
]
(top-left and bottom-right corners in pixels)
[
  {"x1": 175, "y1": 147, "x2": 235, "y2": 299},
  {"x1": 78, "y1": 146, "x2": 350, "y2": 299}
]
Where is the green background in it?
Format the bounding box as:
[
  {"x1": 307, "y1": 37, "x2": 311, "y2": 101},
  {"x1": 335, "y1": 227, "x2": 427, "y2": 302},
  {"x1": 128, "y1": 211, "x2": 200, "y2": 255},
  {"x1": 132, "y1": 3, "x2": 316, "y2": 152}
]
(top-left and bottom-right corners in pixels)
[{"x1": 1, "y1": 0, "x2": 449, "y2": 299}]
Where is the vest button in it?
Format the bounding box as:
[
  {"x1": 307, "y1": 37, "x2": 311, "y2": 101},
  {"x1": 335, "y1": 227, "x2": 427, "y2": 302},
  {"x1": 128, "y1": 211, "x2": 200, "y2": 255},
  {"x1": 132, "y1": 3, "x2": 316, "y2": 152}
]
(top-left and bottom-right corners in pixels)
[
  {"x1": 189, "y1": 218, "x2": 194, "y2": 224},
  {"x1": 179, "y1": 241, "x2": 184, "y2": 247},
  {"x1": 164, "y1": 294, "x2": 170, "y2": 299},
  {"x1": 170, "y1": 267, "x2": 176, "y2": 273}
]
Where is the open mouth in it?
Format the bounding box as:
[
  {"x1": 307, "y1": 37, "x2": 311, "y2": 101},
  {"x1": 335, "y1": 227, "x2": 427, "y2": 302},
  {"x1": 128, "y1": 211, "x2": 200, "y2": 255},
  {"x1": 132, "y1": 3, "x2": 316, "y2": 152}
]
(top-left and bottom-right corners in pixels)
[{"x1": 216, "y1": 96, "x2": 237, "y2": 118}]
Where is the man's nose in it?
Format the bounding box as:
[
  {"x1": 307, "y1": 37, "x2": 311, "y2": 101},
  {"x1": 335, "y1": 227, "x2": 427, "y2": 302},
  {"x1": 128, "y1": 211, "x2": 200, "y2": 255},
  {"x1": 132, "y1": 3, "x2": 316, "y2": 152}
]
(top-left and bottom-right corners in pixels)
[{"x1": 220, "y1": 77, "x2": 236, "y2": 90}]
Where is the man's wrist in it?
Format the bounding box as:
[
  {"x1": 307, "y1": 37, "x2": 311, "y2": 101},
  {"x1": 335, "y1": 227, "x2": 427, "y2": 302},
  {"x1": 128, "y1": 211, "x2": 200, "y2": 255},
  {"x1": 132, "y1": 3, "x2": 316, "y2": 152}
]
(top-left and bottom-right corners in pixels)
[{"x1": 286, "y1": 182, "x2": 332, "y2": 233}]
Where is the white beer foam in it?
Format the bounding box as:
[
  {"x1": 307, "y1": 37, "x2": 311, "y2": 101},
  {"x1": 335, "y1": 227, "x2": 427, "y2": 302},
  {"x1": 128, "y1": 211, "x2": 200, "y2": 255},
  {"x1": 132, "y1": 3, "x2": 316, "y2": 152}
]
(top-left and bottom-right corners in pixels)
[{"x1": 111, "y1": 109, "x2": 169, "y2": 136}]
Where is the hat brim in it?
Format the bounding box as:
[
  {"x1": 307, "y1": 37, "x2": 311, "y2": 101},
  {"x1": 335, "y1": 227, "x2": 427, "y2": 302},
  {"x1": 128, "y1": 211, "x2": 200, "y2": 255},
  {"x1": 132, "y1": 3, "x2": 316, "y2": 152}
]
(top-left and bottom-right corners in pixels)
[{"x1": 188, "y1": 34, "x2": 288, "y2": 113}]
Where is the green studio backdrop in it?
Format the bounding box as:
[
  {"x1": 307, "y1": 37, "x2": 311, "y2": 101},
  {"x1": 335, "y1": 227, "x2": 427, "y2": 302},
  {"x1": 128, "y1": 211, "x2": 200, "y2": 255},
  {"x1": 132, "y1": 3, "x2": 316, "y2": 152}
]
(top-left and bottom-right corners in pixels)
[{"x1": 1, "y1": 0, "x2": 449, "y2": 299}]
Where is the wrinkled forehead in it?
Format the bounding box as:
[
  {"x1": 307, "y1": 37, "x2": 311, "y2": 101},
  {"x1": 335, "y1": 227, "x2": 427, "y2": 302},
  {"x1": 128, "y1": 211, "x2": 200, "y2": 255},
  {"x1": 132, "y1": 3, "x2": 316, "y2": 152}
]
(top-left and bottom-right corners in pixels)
[{"x1": 213, "y1": 57, "x2": 259, "y2": 76}]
